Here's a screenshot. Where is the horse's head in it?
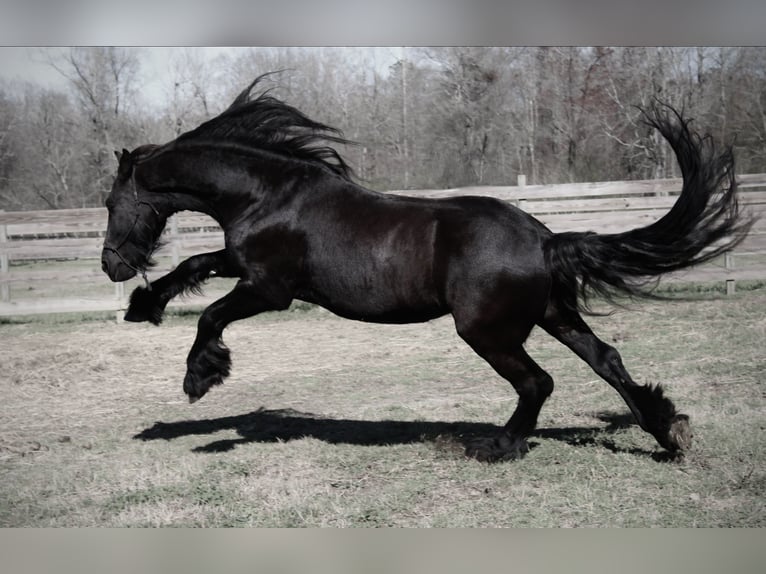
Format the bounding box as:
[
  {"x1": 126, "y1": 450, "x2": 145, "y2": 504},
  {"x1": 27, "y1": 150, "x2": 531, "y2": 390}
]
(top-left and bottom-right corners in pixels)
[{"x1": 101, "y1": 147, "x2": 166, "y2": 282}]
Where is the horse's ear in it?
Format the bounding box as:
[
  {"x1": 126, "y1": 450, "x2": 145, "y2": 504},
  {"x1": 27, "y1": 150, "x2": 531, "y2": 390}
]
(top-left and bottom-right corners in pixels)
[{"x1": 116, "y1": 148, "x2": 133, "y2": 179}]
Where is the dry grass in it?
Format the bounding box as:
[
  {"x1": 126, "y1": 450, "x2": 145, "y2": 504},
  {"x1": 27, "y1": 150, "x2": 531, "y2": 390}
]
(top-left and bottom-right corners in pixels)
[{"x1": 0, "y1": 288, "x2": 764, "y2": 527}]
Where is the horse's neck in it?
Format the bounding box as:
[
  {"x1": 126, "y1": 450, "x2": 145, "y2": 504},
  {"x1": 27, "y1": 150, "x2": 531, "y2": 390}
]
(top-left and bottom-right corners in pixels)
[{"x1": 140, "y1": 149, "x2": 257, "y2": 227}]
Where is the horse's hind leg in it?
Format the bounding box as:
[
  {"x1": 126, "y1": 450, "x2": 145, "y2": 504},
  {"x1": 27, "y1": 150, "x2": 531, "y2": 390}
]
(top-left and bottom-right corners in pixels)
[
  {"x1": 539, "y1": 300, "x2": 692, "y2": 454},
  {"x1": 454, "y1": 314, "x2": 554, "y2": 462},
  {"x1": 465, "y1": 345, "x2": 554, "y2": 462}
]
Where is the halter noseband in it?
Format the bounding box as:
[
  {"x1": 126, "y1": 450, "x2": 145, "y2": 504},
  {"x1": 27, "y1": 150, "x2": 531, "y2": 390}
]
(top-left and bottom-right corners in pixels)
[{"x1": 103, "y1": 172, "x2": 159, "y2": 291}]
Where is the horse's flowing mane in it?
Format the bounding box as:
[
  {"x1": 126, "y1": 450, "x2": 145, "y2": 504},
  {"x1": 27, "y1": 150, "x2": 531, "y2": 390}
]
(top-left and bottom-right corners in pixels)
[{"x1": 172, "y1": 73, "x2": 355, "y2": 180}]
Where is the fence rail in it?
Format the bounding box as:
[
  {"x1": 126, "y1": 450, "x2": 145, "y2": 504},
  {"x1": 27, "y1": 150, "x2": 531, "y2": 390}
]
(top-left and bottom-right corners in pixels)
[{"x1": 1, "y1": 174, "x2": 765, "y2": 318}]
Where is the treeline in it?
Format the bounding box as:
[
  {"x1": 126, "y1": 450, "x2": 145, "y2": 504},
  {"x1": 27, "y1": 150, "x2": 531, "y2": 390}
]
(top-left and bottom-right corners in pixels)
[{"x1": 2, "y1": 46, "x2": 765, "y2": 211}]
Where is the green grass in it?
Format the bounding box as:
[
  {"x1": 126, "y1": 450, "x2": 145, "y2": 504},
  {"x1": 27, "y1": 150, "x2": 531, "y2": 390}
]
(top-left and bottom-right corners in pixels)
[{"x1": 0, "y1": 287, "x2": 764, "y2": 527}]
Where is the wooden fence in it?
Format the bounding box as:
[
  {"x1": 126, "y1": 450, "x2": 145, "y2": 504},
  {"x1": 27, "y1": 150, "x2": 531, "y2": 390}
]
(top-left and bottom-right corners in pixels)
[{"x1": 1, "y1": 174, "x2": 765, "y2": 319}]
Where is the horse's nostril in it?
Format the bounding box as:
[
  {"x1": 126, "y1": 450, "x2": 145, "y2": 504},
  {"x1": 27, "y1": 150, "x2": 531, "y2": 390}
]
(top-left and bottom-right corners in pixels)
[{"x1": 101, "y1": 258, "x2": 109, "y2": 273}]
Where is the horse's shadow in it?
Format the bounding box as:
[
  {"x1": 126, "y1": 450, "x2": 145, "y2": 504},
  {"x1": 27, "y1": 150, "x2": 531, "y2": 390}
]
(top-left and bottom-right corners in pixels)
[{"x1": 133, "y1": 407, "x2": 670, "y2": 461}]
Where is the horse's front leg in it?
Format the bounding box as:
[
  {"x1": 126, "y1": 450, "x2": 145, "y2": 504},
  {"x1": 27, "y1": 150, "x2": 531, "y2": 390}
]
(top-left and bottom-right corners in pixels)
[
  {"x1": 183, "y1": 279, "x2": 291, "y2": 403},
  {"x1": 124, "y1": 249, "x2": 234, "y2": 325}
]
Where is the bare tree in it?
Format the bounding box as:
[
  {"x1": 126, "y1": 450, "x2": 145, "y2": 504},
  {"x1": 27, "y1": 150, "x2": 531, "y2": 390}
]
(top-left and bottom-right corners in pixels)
[
  {"x1": 0, "y1": 87, "x2": 19, "y2": 207},
  {"x1": 46, "y1": 47, "x2": 142, "y2": 203},
  {"x1": 0, "y1": 45, "x2": 761, "y2": 212},
  {"x1": 161, "y1": 49, "x2": 230, "y2": 138},
  {"x1": 25, "y1": 89, "x2": 85, "y2": 208},
  {"x1": 421, "y1": 47, "x2": 512, "y2": 187}
]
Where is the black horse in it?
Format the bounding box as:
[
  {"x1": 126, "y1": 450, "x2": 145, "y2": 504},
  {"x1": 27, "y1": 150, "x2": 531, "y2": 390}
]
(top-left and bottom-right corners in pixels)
[{"x1": 101, "y1": 75, "x2": 750, "y2": 462}]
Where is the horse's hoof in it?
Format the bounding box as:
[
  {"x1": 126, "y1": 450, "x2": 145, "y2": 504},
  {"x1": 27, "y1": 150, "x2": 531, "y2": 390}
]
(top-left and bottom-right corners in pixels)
[
  {"x1": 183, "y1": 363, "x2": 225, "y2": 404},
  {"x1": 183, "y1": 372, "x2": 208, "y2": 403},
  {"x1": 667, "y1": 414, "x2": 692, "y2": 452},
  {"x1": 124, "y1": 307, "x2": 151, "y2": 323},
  {"x1": 465, "y1": 433, "x2": 529, "y2": 463},
  {"x1": 125, "y1": 286, "x2": 165, "y2": 325}
]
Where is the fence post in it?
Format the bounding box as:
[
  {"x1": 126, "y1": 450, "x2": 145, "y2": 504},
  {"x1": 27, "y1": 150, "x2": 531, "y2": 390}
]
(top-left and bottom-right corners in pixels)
[
  {"x1": 516, "y1": 174, "x2": 527, "y2": 210},
  {"x1": 170, "y1": 215, "x2": 180, "y2": 267},
  {"x1": 0, "y1": 223, "x2": 9, "y2": 303},
  {"x1": 725, "y1": 252, "x2": 735, "y2": 295},
  {"x1": 115, "y1": 281, "x2": 125, "y2": 323}
]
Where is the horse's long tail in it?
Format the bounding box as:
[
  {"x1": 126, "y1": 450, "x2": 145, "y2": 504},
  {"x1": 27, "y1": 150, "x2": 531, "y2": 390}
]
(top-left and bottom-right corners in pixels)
[{"x1": 544, "y1": 103, "x2": 754, "y2": 315}]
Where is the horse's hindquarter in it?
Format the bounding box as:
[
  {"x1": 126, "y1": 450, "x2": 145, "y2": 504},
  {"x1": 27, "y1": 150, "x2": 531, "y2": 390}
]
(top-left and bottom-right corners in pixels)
[{"x1": 435, "y1": 196, "x2": 553, "y2": 321}]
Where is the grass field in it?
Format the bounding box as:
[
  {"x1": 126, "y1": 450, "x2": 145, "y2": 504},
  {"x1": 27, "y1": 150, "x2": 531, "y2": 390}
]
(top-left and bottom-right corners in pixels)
[{"x1": 0, "y1": 286, "x2": 764, "y2": 527}]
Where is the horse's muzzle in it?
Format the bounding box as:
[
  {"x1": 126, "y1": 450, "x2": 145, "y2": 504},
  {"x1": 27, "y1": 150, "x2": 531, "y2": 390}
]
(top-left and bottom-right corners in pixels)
[{"x1": 101, "y1": 248, "x2": 138, "y2": 282}]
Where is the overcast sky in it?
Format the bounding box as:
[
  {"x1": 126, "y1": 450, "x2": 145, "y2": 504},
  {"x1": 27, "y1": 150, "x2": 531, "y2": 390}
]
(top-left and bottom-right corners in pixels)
[
  {"x1": 0, "y1": 47, "x2": 227, "y2": 103},
  {"x1": 0, "y1": 47, "x2": 403, "y2": 108}
]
